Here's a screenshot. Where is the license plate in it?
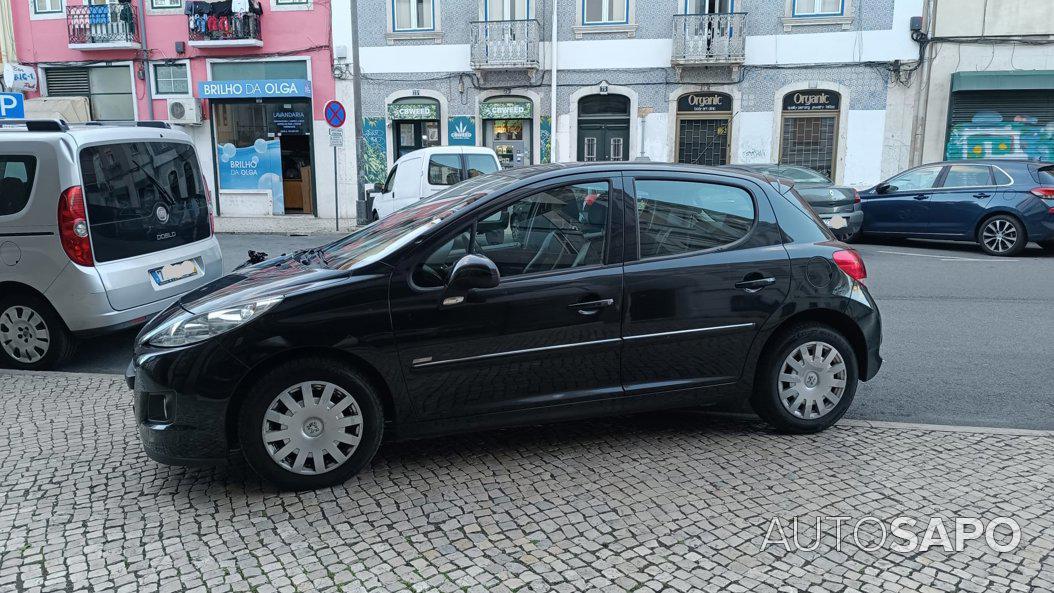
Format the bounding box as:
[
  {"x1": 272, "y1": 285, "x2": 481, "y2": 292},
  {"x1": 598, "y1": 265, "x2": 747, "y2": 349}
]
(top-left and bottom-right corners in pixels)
[
  {"x1": 825, "y1": 215, "x2": 848, "y2": 230},
  {"x1": 150, "y1": 259, "x2": 200, "y2": 286}
]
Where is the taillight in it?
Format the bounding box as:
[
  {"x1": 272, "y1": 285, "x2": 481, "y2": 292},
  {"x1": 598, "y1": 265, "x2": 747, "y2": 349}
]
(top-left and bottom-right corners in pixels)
[
  {"x1": 57, "y1": 186, "x2": 93, "y2": 267},
  {"x1": 833, "y1": 249, "x2": 866, "y2": 282},
  {"x1": 852, "y1": 189, "x2": 861, "y2": 204},
  {"x1": 1029, "y1": 187, "x2": 1054, "y2": 198}
]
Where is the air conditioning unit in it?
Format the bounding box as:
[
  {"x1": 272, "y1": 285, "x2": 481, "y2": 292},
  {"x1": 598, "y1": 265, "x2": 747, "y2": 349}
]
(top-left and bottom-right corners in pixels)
[{"x1": 167, "y1": 98, "x2": 203, "y2": 125}]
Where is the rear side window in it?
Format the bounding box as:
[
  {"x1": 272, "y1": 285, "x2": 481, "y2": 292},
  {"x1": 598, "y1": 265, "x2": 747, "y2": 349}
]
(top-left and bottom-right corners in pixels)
[
  {"x1": 1032, "y1": 165, "x2": 1054, "y2": 185},
  {"x1": 428, "y1": 154, "x2": 462, "y2": 186},
  {"x1": 0, "y1": 156, "x2": 37, "y2": 216},
  {"x1": 465, "y1": 154, "x2": 499, "y2": 178},
  {"x1": 941, "y1": 164, "x2": 993, "y2": 188},
  {"x1": 79, "y1": 142, "x2": 210, "y2": 263},
  {"x1": 634, "y1": 179, "x2": 755, "y2": 258}
]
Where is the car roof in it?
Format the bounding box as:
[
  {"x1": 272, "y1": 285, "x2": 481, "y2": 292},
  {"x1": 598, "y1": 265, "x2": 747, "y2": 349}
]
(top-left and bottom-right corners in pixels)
[
  {"x1": 923, "y1": 159, "x2": 1053, "y2": 167},
  {"x1": 0, "y1": 120, "x2": 193, "y2": 146},
  {"x1": 466, "y1": 161, "x2": 782, "y2": 191}
]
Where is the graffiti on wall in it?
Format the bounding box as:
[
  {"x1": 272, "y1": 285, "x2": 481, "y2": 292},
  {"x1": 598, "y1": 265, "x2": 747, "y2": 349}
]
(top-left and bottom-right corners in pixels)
[
  {"x1": 540, "y1": 116, "x2": 552, "y2": 164},
  {"x1": 946, "y1": 111, "x2": 1054, "y2": 161},
  {"x1": 362, "y1": 117, "x2": 388, "y2": 186}
]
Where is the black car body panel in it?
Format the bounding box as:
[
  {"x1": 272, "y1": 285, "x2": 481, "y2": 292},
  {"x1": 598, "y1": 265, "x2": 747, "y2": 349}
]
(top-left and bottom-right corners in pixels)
[{"x1": 130, "y1": 162, "x2": 883, "y2": 465}]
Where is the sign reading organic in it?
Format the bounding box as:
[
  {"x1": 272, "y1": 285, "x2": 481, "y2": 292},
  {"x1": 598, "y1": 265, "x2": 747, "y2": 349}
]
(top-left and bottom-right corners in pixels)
[
  {"x1": 480, "y1": 100, "x2": 533, "y2": 120},
  {"x1": 448, "y1": 115, "x2": 476, "y2": 146},
  {"x1": 783, "y1": 90, "x2": 841, "y2": 112},
  {"x1": 677, "y1": 92, "x2": 732, "y2": 113},
  {"x1": 198, "y1": 79, "x2": 312, "y2": 99},
  {"x1": 388, "y1": 102, "x2": 439, "y2": 121}
]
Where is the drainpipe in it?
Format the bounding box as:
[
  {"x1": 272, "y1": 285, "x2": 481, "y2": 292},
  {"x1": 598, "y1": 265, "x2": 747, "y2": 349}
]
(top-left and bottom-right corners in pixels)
[
  {"x1": 549, "y1": 0, "x2": 558, "y2": 162},
  {"x1": 909, "y1": 0, "x2": 936, "y2": 167},
  {"x1": 137, "y1": 0, "x2": 155, "y2": 120}
]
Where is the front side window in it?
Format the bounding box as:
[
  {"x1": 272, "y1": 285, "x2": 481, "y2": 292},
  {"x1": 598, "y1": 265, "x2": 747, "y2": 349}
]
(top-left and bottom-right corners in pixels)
[
  {"x1": 466, "y1": 154, "x2": 499, "y2": 178},
  {"x1": 884, "y1": 166, "x2": 943, "y2": 193},
  {"x1": 152, "y1": 64, "x2": 189, "y2": 96},
  {"x1": 583, "y1": 0, "x2": 627, "y2": 24},
  {"x1": 33, "y1": 0, "x2": 62, "y2": 13},
  {"x1": 941, "y1": 165, "x2": 993, "y2": 188},
  {"x1": 394, "y1": 0, "x2": 434, "y2": 30},
  {"x1": 428, "y1": 154, "x2": 463, "y2": 186},
  {"x1": 635, "y1": 179, "x2": 755, "y2": 258},
  {"x1": 382, "y1": 165, "x2": 398, "y2": 193},
  {"x1": 0, "y1": 156, "x2": 38, "y2": 216},
  {"x1": 792, "y1": 0, "x2": 843, "y2": 16}
]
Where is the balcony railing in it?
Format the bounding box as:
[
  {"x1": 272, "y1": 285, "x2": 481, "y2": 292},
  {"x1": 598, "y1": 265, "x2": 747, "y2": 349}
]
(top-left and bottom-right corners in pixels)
[
  {"x1": 67, "y1": 4, "x2": 140, "y2": 50},
  {"x1": 188, "y1": 13, "x2": 262, "y2": 48},
  {"x1": 470, "y1": 19, "x2": 541, "y2": 71},
  {"x1": 672, "y1": 13, "x2": 747, "y2": 66}
]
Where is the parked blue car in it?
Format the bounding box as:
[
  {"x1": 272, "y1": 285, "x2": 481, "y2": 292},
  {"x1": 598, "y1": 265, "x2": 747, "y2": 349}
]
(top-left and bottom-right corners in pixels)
[{"x1": 859, "y1": 160, "x2": 1054, "y2": 256}]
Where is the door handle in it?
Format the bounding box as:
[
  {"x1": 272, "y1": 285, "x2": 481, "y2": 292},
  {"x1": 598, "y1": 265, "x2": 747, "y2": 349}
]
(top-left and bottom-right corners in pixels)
[
  {"x1": 568, "y1": 298, "x2": 614, "y2": 315},
  {"x1": 735, "y1": 276, "x2": 776, "y2": 293},
  {"x1": 913, "y1": 194, "x2": 930, "y2": 200},
  {"x1": 973, "y1": 192, "x2": 991, "y2": 199}
]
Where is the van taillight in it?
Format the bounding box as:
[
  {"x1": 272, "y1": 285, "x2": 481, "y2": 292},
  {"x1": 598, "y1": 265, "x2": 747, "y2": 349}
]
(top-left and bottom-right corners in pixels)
[{"x1": 57, "y1": 186, "x2": 93, "y2": 267}]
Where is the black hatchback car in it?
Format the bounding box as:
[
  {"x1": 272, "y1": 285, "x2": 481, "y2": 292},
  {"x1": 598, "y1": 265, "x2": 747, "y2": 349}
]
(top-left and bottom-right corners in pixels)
[{"x1": 129, "y1": 163, "x2": 883, "y2": 490}]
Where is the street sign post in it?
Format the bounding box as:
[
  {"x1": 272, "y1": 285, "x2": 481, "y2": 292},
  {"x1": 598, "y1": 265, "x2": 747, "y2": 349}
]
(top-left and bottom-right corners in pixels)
[
  {"x1": 0, "y1": 93, "x2": 26, "y2": 119},
  {"x1": 325, "y1": 100, "x2": 347, "y2": 231}
]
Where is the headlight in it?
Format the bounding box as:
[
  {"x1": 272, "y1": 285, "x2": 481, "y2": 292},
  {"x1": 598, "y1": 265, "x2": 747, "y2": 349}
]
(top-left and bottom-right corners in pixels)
[{"x1": 147, "y1": 296, "x2": 282, "y2": 347}]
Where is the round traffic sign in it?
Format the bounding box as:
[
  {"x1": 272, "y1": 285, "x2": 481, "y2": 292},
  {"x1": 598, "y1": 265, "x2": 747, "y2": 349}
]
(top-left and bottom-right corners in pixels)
[{"x1": 324, "y1": 100, "x2": 346, "y2": 128}]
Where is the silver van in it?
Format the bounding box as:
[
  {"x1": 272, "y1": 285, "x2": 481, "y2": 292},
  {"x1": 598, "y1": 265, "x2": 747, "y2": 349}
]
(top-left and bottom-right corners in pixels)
[{"x1": 0, "y1": 120, "x2": 222, "y2": 370}]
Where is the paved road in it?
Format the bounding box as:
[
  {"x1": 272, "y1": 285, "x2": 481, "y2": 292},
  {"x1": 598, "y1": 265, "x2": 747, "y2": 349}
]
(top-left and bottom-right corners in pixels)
[
  {"x1": 1, "y1": 371, "x2": 1050, "y2": 593},
  {"x1": 44, "y1": 234, "x2": 1054, "y2": 430}
]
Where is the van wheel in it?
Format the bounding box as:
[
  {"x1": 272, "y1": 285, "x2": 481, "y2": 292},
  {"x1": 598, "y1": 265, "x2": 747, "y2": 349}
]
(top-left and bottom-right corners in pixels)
[
  {"x1": 751, "y1": 324, "x2": 858, "y2": 434},
  {"x1": 978, "y1": 215, "x2": 1026, "y2": 256},
  {"x1": 0, "y1": 295, "x2": 75, "y2": 371},
  {"x1": 237, "y1": 358, "x2": 384, "y2": 490}
]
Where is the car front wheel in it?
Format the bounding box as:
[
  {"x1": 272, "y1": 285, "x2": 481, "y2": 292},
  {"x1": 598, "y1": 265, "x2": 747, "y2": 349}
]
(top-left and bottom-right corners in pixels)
[
  {"x1": 751, "y1": 324, "x2": 859, "y2": 434},
  {"x1": 0, "y1": 295, "x2": 75, "y2": 370},
  {"x1": 978, "y1": 215, "x2": 1027, "y2": 256},
  {"x1": 238, "y1": 358, "x2": 384, "y2": 490}
]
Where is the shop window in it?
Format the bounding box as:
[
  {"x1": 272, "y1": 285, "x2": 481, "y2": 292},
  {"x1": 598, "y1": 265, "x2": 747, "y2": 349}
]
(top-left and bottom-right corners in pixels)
[
  {"x1": 33, "y1": 0, "x2": 62, "y2": 14},
  {"x1": 792, "y1": 0, "x2": 843, "y2": 16},
  {"x1": 394, "y1": 0, "x2": 435, "y2": 31},
  {"x1": 633, "y1": 180, "x2": 754, "y2": 258},
  {"x1": 0, "y1": 156, "x2": 37, "y2": 216},
  {"x1": 151, "y1": 63, "x2": 190, "y2": 97},
  {"x1": 583, "y1": 0, "x2": 627, "y2": 24}
]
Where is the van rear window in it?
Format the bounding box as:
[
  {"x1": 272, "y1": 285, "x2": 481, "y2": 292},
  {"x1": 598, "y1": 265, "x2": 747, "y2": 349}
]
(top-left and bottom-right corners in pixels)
[{"x1": 79, "y1": 142, "x2": 210, "y2": 263}]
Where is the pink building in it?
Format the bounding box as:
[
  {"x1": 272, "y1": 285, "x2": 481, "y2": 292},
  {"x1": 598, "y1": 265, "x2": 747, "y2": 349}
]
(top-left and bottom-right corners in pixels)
[{"x1": 11, "y1": 0, "x2": 342, "y2": 230}]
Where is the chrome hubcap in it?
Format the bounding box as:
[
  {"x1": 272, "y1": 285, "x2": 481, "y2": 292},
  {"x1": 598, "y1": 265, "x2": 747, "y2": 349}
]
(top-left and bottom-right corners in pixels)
[
  {"x1": 778, "y1": 341, "x2": 847, "y2": 420},
  {"x1": 261, "y1": 381, "x2": 363, "y2": 475},
  {"x1": 982, "y1": 219, "x2": 1018, "y2": 253},
  {"x1": 0, "y1": 306, "x2": 50, "y2": 364}
]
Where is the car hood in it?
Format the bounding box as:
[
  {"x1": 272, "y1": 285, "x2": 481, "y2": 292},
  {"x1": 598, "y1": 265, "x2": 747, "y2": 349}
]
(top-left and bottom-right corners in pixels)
[
  {"x1": 177, "y1": 257, "x2": 352, "y2": 314},
  {"x1": 793, "y1": 183, "x2": 856, "y2": 207}
]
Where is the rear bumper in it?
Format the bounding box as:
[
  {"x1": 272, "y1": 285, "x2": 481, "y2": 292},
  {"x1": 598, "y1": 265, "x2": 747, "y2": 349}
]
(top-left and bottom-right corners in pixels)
[{"x1": 819, "y1": 210, "x2": 863, "y2": 237}]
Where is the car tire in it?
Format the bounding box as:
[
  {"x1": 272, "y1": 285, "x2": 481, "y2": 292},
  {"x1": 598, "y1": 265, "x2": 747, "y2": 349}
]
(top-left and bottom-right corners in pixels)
[
  {"x1": 237, "y1": 357, "x2": 384, "y2": 490},
  {"x1": 0, "y1": 294, "x2": 76, "y2": 371},
  {"x1": 977, "y1": 214, "x2": 1027, "y2": 257},
  {"x1": 750, "y1": 324, "x2": 859, "y2": 434}
]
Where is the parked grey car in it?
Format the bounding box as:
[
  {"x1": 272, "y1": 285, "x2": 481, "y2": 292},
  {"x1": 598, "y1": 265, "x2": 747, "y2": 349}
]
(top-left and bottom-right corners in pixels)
[
  {"x1": 0, "y1": 120, "x2": 222, "y2": 370},
  {"x1": 726, "y1": 164, "x2": 863, "y2": 240}
]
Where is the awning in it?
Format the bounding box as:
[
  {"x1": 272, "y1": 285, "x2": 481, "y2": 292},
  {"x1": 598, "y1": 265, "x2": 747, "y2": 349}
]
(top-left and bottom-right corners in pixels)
[{"x1": 951, "y1": 71, "x2": 1054, "y2": 93}]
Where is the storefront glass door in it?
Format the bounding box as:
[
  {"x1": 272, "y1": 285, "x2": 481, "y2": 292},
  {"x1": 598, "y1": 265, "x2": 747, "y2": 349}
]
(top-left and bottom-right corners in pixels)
[
  {"x1": 484, "y1": 119, "x2": 531, "y2": 168},
  {"x1": 394, "y1": 120, "x2": 440, "y2": 159}
]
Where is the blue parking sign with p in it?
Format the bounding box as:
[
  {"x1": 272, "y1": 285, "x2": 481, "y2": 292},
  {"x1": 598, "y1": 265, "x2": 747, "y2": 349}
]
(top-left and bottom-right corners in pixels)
[{"x1": 0, "y1": 93, "x2": 26, "y2": 119}]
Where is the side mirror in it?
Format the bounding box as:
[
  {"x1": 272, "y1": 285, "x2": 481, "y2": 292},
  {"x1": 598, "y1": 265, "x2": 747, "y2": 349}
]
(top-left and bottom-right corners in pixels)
[
  {"x1": 875, "y1": 183, "x2": 892, "y2": 194},
  {"x1": 448, "y1": 254, "x2": 500, "y2": 290}
]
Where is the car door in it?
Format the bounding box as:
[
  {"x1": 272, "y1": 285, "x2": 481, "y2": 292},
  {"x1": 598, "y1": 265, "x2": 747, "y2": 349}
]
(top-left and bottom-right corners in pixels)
[
  {"x1": 923, "y1": 163, "x2": 998, "y2": 237},
  {"x1": 620, "y1": 172, "x2": 791, "y2": 396},
  {"x1": 389, "y1": 173, "x2": 626, "y2": 420},
  {"x1": 391, "y1": 156, "x2": 422, "y2": 212},
  {"x1": 860, "y1": 164, "x2": 944, "y2": 236}
]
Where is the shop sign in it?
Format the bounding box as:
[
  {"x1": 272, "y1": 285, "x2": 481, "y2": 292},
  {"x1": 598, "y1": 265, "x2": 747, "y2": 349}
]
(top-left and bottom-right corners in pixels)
[
  {"x1": 2, "y1": 64, "x2": 38, "y2": 92},
  {"x1": 448, "y1": 115, "x2": 476, "y2": 146},
  {"x1": 388, "y1": 102, "x2": 439, "y2": 121},
  {"x1": 273, "y1": 109, "x2": 307, "y2": 134},
  {"x1": 198, "y1": 79, "x2": 312, "y2": 99},
  {"x1": 677, "y1": 92, "x2": 731, "y2": 113},
  {"x1": 216, "y1": 138, "x2": 285, "y2": 214},
  {"x1": 783, "y1": 90, "x2": 841, "y2": 112},
  {"x1": 480, "y1": 100, "x2": 533, "y2": 120}
]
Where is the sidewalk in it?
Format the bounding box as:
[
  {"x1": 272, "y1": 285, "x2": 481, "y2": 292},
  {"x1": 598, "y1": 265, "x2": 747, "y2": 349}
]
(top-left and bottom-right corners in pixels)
[{"x1": 0, "y1": 371, "x2": 1051, "y2": 593}]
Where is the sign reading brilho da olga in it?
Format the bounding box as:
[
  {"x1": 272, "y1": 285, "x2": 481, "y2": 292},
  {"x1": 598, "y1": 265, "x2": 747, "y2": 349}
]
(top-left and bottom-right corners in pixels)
[
  {"x1": 783, "y1": 90, "x2": 841, "y2": 112},
  {"x1": 480, "y1": 101, "x2": 533, "y2": 120},
  {"x1": 388, "y1": 102, "x2": 439, "y2": 121}
]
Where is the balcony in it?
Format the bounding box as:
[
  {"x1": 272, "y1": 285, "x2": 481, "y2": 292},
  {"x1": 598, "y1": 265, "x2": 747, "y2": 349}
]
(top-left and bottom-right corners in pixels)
[
  {"x1": 671, "y1": 13, "x2": 747, "y2": 67},
  {"x1": 67, "y1": 4, "x2": 140, "y2": 50},
  {"x1": 470, "y1": 20, "x2": 541, "y2": 72},
  {"x1": 188, "y1": 13, "x2": 262, "y2": 48}
]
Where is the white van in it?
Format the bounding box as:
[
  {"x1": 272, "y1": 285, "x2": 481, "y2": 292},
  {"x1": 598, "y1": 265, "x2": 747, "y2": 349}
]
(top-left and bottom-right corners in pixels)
[
  {"x1": 0, "y1": 119, "x2": 222, "y2": 369},
  {"x1": 370, "y1": 146, "x2": 500, "y2": 220}
]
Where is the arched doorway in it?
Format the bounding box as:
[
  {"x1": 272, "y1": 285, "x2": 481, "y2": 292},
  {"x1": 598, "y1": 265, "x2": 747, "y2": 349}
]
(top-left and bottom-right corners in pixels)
[
  {"x1": 388, "y1": 97, "x2": 442, "y2": 160},
  {"x1": 577, "y1": 94, "x2": 630, "y2": 162}
]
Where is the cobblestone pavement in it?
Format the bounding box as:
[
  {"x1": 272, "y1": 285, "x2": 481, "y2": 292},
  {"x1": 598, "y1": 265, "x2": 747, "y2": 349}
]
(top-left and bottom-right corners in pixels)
[{"x1": 1, "y1": 371, "x2": 1052, "y2": 593}]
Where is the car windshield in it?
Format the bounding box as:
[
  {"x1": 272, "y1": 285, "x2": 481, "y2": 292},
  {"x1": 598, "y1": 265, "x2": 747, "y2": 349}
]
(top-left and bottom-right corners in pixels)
[
  {"x1": 321, "y1": 173, "x2": 510, "y2": 270},
  {"x1": 759, "y1": 165, "x2": 831, "y2": 184}
]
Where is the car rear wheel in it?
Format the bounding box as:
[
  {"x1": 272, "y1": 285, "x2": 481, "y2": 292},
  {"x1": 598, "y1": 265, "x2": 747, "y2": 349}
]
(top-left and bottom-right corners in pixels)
[
  {"x1": 238, "y1": 358, "x2": 384, "y2": 490},
  {"x1": 0, "y1": 295, "x2": 75, "y2": 371},
  {"x1": 978, "y1": 215, "x2": 1027, "y2": 256},
  {"x1": 751, "y1": 324, "x2": 858, "y2": 434}
]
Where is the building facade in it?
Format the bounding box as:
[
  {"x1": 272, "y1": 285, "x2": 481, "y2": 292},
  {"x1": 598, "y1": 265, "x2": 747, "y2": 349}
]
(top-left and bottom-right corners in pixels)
[
  {"x1": 913, "y1": 0, "x2": 1054, "y2": 166},
  {"x1": 332, "y1": 0, "x2": 925, "y2": 191},
  {"x1": 9, "y1": 0, "x2": 342, "y2": 232}
]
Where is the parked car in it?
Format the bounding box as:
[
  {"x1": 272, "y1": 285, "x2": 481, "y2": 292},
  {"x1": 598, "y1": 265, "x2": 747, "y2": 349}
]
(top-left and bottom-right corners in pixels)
[
  {"x1": 0, "y1": 119, "x2": 222, "y2": 370},
  {"x1": 858, "y1": 160, "x2": 1054, "y2": 256},
  {"x1": 370, "y1": 146, "x2": 501, "y2": 221},
  {"x1": 726, "y1": 164, "x2": 862, "y2": 240},
  {"x1": 128, "y1": 162, "x2": 882, "y2": 490}
]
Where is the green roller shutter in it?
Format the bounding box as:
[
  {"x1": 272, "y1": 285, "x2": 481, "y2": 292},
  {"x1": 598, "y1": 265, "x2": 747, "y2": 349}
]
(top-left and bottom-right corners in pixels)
[{"x1": 945, "y1": 89, "x2": 1054, "y2": 162}]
